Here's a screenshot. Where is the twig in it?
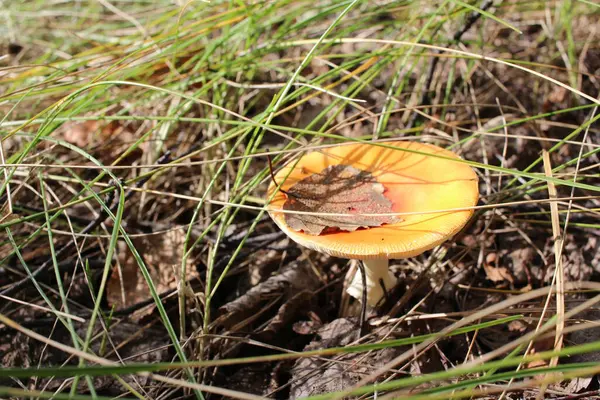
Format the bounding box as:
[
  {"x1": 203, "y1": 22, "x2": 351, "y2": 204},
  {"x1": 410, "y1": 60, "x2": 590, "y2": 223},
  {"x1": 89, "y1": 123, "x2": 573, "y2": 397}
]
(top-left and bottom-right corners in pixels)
[
  {"x1": 543, "y1": 151, "x2": 565, "y2": 358},
  {"x1": 0, "y1": 136, "x2": 12, "y2": 224},
  {"x1": 499, "y1": 150, "x2": 566, "y2": 400}
]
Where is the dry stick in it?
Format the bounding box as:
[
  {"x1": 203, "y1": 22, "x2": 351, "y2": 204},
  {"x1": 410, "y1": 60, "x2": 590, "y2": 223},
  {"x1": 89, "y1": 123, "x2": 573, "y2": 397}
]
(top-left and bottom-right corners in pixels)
[
  {"x1": 406, "y1": 0, "x2": 494, "y2": 130},
  {"x1": 0, "y1": 150, "x2": 172, "y2": 297},
  {"x1": 496, "y1": 97, "x2": 509, "y2": 191},
  {"x1": 543, "y1": 150, "x2": 565, "y2": 362},
  {"x1": 497, "y1": 151, "x2": 567, "y2": 400},
  {"x1": 0, "y1": 137, "x2": 13, "y2": 224}
]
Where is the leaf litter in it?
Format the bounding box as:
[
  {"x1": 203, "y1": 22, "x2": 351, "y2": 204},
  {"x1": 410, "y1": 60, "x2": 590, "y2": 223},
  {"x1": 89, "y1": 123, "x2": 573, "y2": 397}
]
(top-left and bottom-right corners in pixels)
[
  {"x1": 216, "y1": 259, "x2": 320, "y2": 330},
  {"x1": 283, "y1": 164, "x2": 401, "y2": 235}
]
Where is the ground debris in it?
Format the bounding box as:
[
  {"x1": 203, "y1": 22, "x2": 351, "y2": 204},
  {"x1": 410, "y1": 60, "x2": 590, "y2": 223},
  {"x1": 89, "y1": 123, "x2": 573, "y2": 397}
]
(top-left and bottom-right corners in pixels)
[
  {"x1": 537, "y1": 234, "x2": 595, "y2": 283},
  {"x1": 106, "y1": 229, "x2": 199, "y2": 321},
  {"x1": 4, "y1": 2, "x2": 600, "y2": 399},
  {"x1": 225, "y1": 364, "x2": 273, "y2": 396},
  {"x1": 259, "y1": 290, "x2": 314, "y2": 337},
  {"x1": 290, "y1": 318, "x2": 413, "y2": 399},
  {"x1": 483, "y1": 252, "x2": 514, "y2": 284},
  {"x1": 59, "y1": 120, "x2": 135, "y2": 151},
  {"x1": 0, "y1": 321, "x2": 169, "y2": 395},
  {"x1": 216, "y1": 260, "x2": 321, "y2": 330},
  {"x1": 562, "y1": 308, "x2": 600, "y2": 393},
  {"x1": 508, "y1": 247, "x2": 537, "y2": 285}
]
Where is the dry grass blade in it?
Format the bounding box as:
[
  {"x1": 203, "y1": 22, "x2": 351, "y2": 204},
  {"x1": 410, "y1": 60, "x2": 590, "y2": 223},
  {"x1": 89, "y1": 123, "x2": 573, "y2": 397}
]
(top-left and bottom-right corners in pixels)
[
  {"x1": 543, "y1": 150, "x2": 566, "y2": 364},
  {"x1": 528, "y1": 150, "x2": 565, "y2": 400}
]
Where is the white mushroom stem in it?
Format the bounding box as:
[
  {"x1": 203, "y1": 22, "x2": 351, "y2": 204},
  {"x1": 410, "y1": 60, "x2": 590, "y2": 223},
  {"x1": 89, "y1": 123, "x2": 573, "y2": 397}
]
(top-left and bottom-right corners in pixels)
[{"x1": 346, "y1": 259, "x2": 397, "y2": 307}]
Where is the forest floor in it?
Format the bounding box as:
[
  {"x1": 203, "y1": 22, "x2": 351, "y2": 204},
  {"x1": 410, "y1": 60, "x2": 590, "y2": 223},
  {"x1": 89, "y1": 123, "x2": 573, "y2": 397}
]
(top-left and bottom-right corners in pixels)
[{"x1": 1, "y1": 1, "x2": 600, "y2": 399}]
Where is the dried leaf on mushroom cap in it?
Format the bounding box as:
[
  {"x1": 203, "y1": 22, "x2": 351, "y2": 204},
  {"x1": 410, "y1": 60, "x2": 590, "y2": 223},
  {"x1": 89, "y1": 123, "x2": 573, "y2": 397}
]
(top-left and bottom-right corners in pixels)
[{"x1": 283, "y1": 165, "x2": 401, "y2": 235}]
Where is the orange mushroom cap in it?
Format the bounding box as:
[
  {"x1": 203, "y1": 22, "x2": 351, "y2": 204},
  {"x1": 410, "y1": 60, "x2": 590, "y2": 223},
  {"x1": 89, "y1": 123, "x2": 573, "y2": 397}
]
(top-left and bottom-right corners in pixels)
[{"x1": 267, "y1": 141, "x2": 479, "y2": 260}]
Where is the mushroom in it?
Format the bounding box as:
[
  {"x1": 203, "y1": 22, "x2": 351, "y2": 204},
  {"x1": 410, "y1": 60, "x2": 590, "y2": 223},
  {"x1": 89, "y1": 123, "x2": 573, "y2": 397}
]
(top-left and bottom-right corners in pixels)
[{"x1": 266, "y1": 141, "x2": 479, "y2": 307}]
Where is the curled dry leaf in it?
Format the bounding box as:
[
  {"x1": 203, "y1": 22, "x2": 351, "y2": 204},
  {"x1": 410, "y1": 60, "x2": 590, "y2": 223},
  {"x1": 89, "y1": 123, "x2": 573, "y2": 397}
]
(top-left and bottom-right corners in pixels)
[
  {"x1": 483, "y1": 252, "x2": 514, "y2": 283},
  {"x1": 283, "y1": 165, "x2": 400, "y2": 235}
]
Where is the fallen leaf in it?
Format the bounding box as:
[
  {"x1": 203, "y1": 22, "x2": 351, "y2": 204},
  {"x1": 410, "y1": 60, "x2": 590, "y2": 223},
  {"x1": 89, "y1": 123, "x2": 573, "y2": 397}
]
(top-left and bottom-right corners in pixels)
[
  {"x1": 527, "y1": 337, "x2": 554, "y2": 369},
  {"x1": 60, "y1": 120, "x2": 135, "y2": 150},
  {"x1": 508, "y1": 247, "x2": 535, "y2": 284},
  {"x1": 483, "y1": 252, "x2": 514, "y2": 283},
  {"x1": 283, "y1": 165, "x2": 400, "y2": 235},
  {"x1": 508, "y1": 320, "x2": 527, "y2": 332},
  {"x1": 106, "y1": 229, "x2": 199, "y2": 320},
  {"x1": 563, "y1": 376, "x2": 594, "y2": 394},
  {"x1": 543, "y1": 86, "x2": 568, "y2": 112}
]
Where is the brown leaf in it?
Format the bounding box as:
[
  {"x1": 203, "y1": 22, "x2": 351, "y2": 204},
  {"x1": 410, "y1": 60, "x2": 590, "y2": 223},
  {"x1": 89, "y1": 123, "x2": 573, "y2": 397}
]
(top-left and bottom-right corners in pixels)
[
  {"x1": 508, "y1": 320, "x2": 527, "y2": 332},
  {"x1": 60, "y1": 120, "x2": 135, "y2": 150},
  {"x1": 62, "y1": 120, "x2": 99, "y2": 148},
  {"x1": 508, "y1": 247, "x2": 535, "y2": 284},
  {"x1": 106, "y1": 230, "x2": 198, "y2": 320},
  {"x1": 483, "y1": 252, "x2": 514, "y2": 283},
  {"x1": 283, "y1": 165, "x2": 400, "y2": 235},
  {"x1": 527, "y1": 337, "x2": 554, "y2": 369}
]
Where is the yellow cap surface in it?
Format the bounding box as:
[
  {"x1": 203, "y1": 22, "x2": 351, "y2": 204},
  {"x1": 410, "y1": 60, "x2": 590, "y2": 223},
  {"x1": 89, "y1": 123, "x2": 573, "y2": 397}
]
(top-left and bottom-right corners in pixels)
[{"x1": 267, "y1": 141, "x2": 479, "y2": 260}]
